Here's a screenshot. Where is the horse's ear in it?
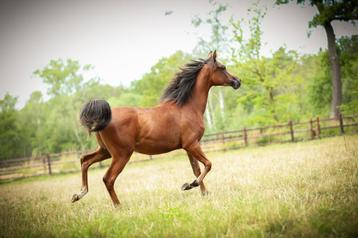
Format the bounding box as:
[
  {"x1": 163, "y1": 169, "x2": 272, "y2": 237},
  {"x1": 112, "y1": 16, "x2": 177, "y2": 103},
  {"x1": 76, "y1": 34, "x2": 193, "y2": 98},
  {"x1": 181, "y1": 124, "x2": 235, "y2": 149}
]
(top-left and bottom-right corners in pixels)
[
  {"x1": 207, "y1": 50, "x2": 217, "y2": 63},
  {"x1": 212, "y1": 50, "x2": 217, "y2": 62}
]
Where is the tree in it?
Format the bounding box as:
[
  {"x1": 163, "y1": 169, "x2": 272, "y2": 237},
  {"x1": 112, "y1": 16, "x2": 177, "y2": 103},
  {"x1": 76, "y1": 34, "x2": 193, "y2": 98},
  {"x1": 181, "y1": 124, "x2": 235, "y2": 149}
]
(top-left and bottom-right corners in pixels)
[
  {"x1": 17, "y1": 91, "x2": 45, "y2": 156},
  {"x1": 301, "y1": 51, "x2": 331, "y2": 115},
  {"x1": 295, "y1": 36, "x2": 358, "y2": 117},
  {"x1": 276, "y1": 0, "x2": 358, "y2": 118},
  {"x1": 192, "y1": 1, "x2": 231, "y2": 130},
  {"x1": 131, "y1": 51, "x2": 191, "y2": 107},
  {"x1": 338, "y1": 35, "x2": 358, "y2": 114},
  {"x1": 230, "y1": 6, "x2": 308, "y2": 126},
  {"x1": 0, "y1": 94, "x2": 25, "y2": 160},
  {"x1": 34, "y1": 59, "x2": 95, "y2": 97},
  {"x1": 33, "y1": 59, "x2": 116, "y2": 153}
]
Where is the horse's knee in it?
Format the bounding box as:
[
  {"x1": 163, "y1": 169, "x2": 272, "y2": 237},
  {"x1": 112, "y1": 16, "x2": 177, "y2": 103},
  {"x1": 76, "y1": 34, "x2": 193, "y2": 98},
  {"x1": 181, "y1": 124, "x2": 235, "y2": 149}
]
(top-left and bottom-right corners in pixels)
[
  {"x1": 80, "y1": 154, "x2": 93, "y2": 167},
  {"x1": 81, "y1": 160, "x2": 91, "y2": 170},
  {"x1": 80, "y1": 156, "x2": 86, "y2": 165},
  {"x1": 103, "y1": 176, "x2": 114, "y2": 190}
]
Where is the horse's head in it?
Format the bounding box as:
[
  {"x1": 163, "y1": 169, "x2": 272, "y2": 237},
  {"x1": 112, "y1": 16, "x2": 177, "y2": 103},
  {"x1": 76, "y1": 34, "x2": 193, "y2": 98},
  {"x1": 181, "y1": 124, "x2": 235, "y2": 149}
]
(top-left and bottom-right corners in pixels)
[{"x1": 203, "y1": 51, "x2": 241, "y2": 90}]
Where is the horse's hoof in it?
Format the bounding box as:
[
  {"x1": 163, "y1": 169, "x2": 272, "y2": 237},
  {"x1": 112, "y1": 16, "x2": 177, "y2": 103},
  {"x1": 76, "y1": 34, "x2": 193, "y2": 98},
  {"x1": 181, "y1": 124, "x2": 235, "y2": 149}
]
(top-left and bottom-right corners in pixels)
[
  {"x1": 201, "y1": 191, "x2": 209, "y2": 196},
  {"x1": 71, "y1": 194, "x2": 79, "y2": 203},
  {"x1": 190, "y1": 179, "x2": 199, "y2": 187},
  {"x1": 181, "y1": 183, "x2": 192, "y2": 191}
]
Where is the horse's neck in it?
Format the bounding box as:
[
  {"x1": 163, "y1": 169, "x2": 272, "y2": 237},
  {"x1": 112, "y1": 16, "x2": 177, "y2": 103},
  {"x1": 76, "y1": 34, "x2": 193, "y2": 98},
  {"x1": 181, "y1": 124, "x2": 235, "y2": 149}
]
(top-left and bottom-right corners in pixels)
[{"x1": 187, "y1": 74, "x2": 211, "y2": 115}]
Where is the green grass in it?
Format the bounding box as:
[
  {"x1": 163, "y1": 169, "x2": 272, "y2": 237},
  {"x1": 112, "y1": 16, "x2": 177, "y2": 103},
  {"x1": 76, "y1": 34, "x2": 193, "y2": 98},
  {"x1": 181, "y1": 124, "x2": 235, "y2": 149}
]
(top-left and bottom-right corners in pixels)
[{"x1": 1, "y1": 136, "x2": 358, "y2": 238}]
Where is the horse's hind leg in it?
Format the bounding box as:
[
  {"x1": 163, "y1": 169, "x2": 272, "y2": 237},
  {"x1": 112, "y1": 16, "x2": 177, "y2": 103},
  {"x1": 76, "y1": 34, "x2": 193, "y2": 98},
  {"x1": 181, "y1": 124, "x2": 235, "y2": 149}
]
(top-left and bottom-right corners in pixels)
[
  {"x1": 72, "y1": 147, "x2": 111, "y2": 203},
  {"x1": 185, "y1": 152, "x2": 208, "y2": 195},
  {"x1": 102, "y1": 150, "x2": 132, "y2": 207}
]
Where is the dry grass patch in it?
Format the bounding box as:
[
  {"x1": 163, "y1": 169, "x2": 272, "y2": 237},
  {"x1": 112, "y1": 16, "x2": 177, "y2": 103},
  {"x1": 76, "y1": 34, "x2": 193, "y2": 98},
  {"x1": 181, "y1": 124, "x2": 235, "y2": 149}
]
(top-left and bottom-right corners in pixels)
[{"x1": 0, "y1": 135, "x2": 357, "y2": 237}]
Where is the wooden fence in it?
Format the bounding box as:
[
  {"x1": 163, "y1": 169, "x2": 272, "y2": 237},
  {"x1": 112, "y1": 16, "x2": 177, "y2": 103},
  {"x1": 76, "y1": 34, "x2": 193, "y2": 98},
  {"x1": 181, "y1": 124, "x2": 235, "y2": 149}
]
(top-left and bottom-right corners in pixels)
[
  {"x1": 200, "y1": 114, "x2": 358, "y2": 152},
  {"x1": 1, "y1": 114, "x2": 358, "y2": 181}
]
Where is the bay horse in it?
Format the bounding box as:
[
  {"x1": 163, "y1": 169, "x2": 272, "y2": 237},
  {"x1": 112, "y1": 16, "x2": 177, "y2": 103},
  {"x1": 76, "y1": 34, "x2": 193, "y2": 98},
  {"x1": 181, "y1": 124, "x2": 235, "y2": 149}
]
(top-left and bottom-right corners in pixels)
[{"x1": 72, "y1": 51, "x2": 241, "y2": 206}]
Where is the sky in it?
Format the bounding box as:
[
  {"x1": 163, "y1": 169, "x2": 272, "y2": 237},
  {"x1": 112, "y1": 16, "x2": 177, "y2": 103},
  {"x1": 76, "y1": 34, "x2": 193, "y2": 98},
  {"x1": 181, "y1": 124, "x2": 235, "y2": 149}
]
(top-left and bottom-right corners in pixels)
[{"x1": 0, "y1": 0, "x2": 357, "y2": 108}]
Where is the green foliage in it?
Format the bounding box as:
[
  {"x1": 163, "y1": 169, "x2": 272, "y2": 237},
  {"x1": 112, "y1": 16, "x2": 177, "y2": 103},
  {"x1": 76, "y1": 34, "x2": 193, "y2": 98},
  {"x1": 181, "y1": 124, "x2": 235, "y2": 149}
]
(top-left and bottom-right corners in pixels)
[
  {"x1": 17, "y1": 91, "x2": 46, "y2": 156},
  {"x1": 0, "y1": 94, "x2": 26, "y2": 159},
  {"x1": 192, "y1": 1, "x2": 229, "y2": 58},
  {"x1": 108, "y1": 91, "x2": 141, "y2": 107},
  {"x1": 303, "y1": 51, "x2": 331, "y2": 116},
  {"x1": 1, "y1": 3, "x2": 357, "y2": 159},
  {"x1": 4, "y1": 59, "x2": 121, "y2": 158},
  {"x1": 338, "y1": 35, "x2": 358, "y2": 114},
  {"x1": 131, "y1": 51, "x2": 191, "y2": 107},
  {"x1": 34, "y1": 59, "x2": 94, "y2": 97},
  {"x1": 298, "y1": 35, "x2": 358, "y2": 116},
  {"x1": 276, "y1": 0, "x2": 358, "y2": 28},
  {"x1": 230, "y1": 7, "x2": 308, "y2": 126}
]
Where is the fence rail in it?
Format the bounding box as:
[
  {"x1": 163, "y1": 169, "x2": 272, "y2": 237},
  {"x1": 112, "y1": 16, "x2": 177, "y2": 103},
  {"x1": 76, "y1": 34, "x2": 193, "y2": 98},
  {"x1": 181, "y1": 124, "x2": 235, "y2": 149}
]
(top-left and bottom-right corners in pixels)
[{"x1": 1, "y1": 114, "x2": 358, "y2": 181}]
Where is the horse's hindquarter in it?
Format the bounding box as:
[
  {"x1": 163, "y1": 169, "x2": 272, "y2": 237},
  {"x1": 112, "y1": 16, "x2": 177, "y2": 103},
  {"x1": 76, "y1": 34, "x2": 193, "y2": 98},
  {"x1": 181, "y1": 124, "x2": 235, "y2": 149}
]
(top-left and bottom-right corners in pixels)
[
  {"x1": 134, "y1": 105, "x2": 182, "y2": 155},
  {"x1": 98, "y1": 107, "x2": 138, "y2": 154}
]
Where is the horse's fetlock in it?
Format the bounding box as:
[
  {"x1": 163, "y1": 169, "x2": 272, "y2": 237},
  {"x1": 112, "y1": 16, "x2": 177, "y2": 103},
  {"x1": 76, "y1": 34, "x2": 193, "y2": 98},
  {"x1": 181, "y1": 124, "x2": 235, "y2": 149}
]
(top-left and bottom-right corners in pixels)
[{"x1": 190, "y1": 179, "x2": 199, "y2": 187}]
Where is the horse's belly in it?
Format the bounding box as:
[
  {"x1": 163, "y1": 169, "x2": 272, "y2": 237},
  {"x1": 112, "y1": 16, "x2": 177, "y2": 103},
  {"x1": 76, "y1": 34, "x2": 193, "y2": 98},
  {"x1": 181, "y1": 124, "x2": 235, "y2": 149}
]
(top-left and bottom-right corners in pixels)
[{"x1": 134, "y1": 138, "x2": 181, "y2": 155}]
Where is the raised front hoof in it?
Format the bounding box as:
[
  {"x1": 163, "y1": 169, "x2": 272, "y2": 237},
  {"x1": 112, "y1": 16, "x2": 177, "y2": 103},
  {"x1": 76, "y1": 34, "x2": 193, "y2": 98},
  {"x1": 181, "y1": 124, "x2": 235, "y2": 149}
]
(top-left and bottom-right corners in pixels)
[
  {"x1": 181, "y1": 183, "x2": 192, "y2": 191},
  {"x1": 71, "y1": 194, "x2": 80, "y2": 203},
  {"x1": 181, "y1": 180, "x2": 199, "y2": 191}
]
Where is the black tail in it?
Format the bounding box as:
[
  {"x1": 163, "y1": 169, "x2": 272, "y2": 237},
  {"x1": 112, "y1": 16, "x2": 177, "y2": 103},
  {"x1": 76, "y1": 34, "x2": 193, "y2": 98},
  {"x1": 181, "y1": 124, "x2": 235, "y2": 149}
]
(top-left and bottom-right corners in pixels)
[{"x1": 80, "y1": 99, "x2": 112, "y2": 133}]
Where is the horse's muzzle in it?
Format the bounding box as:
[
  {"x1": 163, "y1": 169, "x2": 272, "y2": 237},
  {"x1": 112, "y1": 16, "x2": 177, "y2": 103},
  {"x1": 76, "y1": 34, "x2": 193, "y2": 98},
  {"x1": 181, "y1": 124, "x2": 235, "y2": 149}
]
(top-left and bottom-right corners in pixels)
[{"x1": 231, "y1": 78, "x2": 241, "y2": 90}]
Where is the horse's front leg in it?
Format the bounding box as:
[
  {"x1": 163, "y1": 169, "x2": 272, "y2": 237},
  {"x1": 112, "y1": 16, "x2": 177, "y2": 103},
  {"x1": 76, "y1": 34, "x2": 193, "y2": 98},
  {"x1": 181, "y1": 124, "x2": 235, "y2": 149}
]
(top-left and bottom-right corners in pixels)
[
  {"x1": 184, "y1": 151, "x2": 208, "y2": 195},
  {"x1": 182, "y1": 142, "x2": 212, "y2": 193},
  {"x1": 72, "y1": 147, "x2": 111, "y2": 203}
]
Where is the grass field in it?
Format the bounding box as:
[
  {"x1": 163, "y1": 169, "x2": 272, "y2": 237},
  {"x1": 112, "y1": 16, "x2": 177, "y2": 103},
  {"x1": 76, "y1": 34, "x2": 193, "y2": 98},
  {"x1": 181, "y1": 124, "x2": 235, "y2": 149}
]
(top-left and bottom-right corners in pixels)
[{"x1": 1, "y1": 135, "x2": 358, "y2": 238}]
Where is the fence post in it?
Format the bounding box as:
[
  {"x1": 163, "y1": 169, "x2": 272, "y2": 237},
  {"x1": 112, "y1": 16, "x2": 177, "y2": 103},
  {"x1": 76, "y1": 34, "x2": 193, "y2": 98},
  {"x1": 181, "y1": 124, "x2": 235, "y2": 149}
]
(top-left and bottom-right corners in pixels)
[
  {"x1": 289, "y1": 121, "x2": 295, "y2": 142},
  {"x1": 309, "y1": 119, "x2": 314, "y2": 139},
  {"x1": 149, "y1": 155, "x2": 153, "y2": 160},
  {"x1": 42, "y1": 156, "x2": 47, "y2": 175},
  {"x1": 46, "y1": 154, "x2": 52, "y2": 175},
  {"x1": 243, "y1": 128, "x2": 248, "y2": 146},
  {"x1": 316, "y1": 117, "x2": 321, "y2": 139},
  {"x1": 221, "y1": 132, "x2": 225, "y2": 145},
  {"x1": 339, "y1": 113, "x2": 345, "y2": 134}
]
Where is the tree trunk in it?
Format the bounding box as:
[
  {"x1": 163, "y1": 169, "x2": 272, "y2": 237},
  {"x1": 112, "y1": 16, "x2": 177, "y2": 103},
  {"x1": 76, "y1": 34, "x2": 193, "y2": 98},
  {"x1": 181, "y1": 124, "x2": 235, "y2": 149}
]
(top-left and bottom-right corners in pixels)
[
  {"x1": 205, "y1": 109, "x2": 213, "y2": 129},
  {"x1": 323, "y1": 22, "x2": 342, "y2": 119},
  {"x1": 205, "y1": 95, "x2": 214, "y2": 128},
  {"x1": 218, "y1": 89, "x2": 225, "y2": 118},
  {"x1": 268, "y1": 87, "x2": 278, "y2": 122}
]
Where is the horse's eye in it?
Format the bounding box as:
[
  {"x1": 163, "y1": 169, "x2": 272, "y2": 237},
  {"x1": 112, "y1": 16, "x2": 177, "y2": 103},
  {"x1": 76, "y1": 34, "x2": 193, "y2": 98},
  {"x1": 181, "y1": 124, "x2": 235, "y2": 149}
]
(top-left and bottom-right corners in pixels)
[{"x1": 220, "y1": 66, "x2": 226, "y2": 70}]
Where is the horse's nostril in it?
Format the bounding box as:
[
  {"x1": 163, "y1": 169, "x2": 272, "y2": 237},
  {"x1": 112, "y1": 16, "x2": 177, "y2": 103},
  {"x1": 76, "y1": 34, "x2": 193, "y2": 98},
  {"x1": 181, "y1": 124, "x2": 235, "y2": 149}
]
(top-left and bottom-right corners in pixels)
[{"x1": 231, "y1": 79, "x2": 240, "y2": 89}]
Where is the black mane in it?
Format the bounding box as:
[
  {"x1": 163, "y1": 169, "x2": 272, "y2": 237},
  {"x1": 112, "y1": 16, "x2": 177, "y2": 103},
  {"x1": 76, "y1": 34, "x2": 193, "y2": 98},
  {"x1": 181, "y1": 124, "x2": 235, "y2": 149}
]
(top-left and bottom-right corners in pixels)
[{"x1": 161, "y1": 59, "x2": 206, "y2": 106}]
